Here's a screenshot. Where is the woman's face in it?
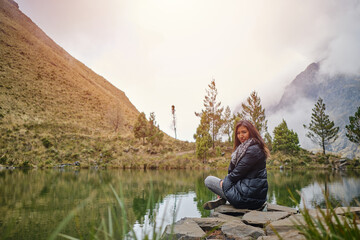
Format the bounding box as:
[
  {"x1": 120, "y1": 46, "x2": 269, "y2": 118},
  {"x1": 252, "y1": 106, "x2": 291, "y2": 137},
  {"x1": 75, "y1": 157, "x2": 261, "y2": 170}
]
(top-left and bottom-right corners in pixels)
[{"x1": 237, "y1": 125, "x2": 250, "y2": 143}]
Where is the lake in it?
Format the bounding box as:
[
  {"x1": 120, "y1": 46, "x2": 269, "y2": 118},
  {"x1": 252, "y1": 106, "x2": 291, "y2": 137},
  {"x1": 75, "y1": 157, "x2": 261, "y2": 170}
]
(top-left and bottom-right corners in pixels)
[{"x1": 1, "y1": 168, "x2": 360, "y2": 239}]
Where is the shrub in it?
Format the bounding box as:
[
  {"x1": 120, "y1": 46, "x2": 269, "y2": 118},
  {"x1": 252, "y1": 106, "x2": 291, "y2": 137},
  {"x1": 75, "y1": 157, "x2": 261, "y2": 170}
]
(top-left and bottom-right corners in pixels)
[
  {"x1": 0, "y1": 154, "x2": 7, "y2": 165},
  {"x1": 41, "y1": 138, "x2": 53, "y2": 148}
]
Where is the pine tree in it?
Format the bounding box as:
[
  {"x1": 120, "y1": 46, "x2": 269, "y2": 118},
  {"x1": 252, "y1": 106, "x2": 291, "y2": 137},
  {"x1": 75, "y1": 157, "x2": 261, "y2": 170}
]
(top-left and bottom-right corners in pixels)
[
  {"x1": 231, "y1": 112, "x2": 244, "y2": 143},
  {"x1": 194, "y1": 112, "x2": 212, "y2": 163},
  {"x1": 222, "y1": 106, "x2": 233, "y2": 143},
  {"x1": 133, "y1": 112, "x2": 148, "y2": 145},
  {"x1": 345, "y1": 106, "x2": 360, "y2": 145},
  {"x1": 273, "y1": 119, "x2": 300, "y2": 154},
  {"x1": 195, "y1": 79, "x2": 224, "y2": 149},
  {"x1": 264, "y1": 132, "x2": 273, "y2": 152},
  {"x1": 241, "y1": 91, "x2": 268, "y2": 135},
  {"x1": 147, "y1": 112, "x2": 164, "y2": 146},
  {"x1": 304, "y1": 97, "x2": 339, "y2": 155}
]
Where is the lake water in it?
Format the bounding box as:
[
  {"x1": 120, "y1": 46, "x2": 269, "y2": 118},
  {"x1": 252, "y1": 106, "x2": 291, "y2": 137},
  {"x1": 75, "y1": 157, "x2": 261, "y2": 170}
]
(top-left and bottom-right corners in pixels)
[{"x1": 1, "y1": 168, "x2": 360, "y2": 239}]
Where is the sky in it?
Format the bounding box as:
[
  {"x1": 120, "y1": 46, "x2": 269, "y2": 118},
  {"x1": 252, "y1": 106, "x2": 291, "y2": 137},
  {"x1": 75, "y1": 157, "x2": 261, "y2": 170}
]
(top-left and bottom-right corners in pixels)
[{"x1": 16, "y1": 0, "x2": 360, "y2": 142}]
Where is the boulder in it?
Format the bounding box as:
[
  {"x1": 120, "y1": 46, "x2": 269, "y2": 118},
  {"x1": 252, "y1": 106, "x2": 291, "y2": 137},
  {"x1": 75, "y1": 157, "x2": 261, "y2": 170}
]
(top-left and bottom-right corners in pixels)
[
  {"x1": 243, "y1": 211, "x2": 291, "y2": 226},
  {"x1": 162, "y1": 218, "x2": 205, "y2": 239}
]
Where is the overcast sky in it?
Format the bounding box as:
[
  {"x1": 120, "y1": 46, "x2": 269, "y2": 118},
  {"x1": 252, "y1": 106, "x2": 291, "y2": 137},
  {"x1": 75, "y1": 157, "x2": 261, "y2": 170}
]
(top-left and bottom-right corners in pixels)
[{"x1": 16, "y1": 0, "x2": 360, "y2": 142}]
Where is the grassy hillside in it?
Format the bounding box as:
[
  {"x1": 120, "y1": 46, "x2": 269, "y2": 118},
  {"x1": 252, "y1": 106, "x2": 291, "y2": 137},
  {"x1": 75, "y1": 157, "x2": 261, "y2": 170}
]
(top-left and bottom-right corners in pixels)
[
  {"x1": 0, "y1": 0, "x2": 195, "y2": 168},
  {"x1": 0, "y1": 0, "x2": 139, "y2": 133}
]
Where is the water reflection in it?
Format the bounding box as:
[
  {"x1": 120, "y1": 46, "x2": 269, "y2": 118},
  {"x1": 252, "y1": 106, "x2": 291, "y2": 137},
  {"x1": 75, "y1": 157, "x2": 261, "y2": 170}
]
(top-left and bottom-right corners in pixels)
[
  {"x1": 132, "y1": 192, "x2": 201, "y2": 239},
  {"x1": 300, "y1": 176, "x2": 360, "y2": 208},
  {"x1": 0, "y1": 168, "x2": 360, "y2": 239}
]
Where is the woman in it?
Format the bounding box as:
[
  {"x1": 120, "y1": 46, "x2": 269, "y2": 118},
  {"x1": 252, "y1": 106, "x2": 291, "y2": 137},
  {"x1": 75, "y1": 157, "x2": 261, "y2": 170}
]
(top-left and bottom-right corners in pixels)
[{"x1": 203, "y1": 120, "x2": 269, "y2": 210}]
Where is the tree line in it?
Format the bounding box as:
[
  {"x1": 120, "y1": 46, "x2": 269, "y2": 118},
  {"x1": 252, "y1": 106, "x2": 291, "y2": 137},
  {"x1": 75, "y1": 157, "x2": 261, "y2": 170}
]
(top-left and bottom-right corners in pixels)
[
  {"x1": 133, "y1": 112, "x2": 164, "y2": 146},
  {"x1": 130, "y1": 79, "x2": 360, "y2": 159},
  {"x1": 194, "y1": 79, "x2": 360, "y2": 161}
]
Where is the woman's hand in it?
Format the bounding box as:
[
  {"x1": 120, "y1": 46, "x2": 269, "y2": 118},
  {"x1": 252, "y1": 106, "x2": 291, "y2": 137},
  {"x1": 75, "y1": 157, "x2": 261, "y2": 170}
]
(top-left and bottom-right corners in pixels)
[{"x1": 220, "y1": 180, "x2": 223, "y2": 188}]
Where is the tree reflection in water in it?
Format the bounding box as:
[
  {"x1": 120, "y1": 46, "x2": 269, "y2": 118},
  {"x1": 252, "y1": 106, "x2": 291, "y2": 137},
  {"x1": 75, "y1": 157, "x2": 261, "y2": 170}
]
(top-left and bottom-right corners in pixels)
[{"x1": 1, "y1": 168, "x2": 360, "y2": 239}]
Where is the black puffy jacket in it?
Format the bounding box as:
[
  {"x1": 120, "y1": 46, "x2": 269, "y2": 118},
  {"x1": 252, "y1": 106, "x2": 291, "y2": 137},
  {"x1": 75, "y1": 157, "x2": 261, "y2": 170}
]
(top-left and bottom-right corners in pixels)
[{"x1": 222, "y1": 143, "x2": 268, "y2": 209}]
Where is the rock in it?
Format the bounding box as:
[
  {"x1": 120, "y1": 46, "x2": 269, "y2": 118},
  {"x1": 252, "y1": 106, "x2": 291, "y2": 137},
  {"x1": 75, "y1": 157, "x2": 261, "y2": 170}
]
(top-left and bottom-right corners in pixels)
[
  {"x1": 191, "y1": 217, "x2": 227, "y2": 231},
  {"x1": 222, "y1": 220, "x2": 265, "y2": 239},
  {"x1": 242, "y1": 211, "x2": 291, "y2": 226},
  {"x1": 334, "y1": 207, "x2": 360, "y2": 216},
  {"x1": 162, "y1": 218, "x2": 205, "y2": 239},
  {"x1": 74, "y1": 161, "x2": 80, "y2": 166},
  {"x1": 266, "y1": 214, "x2": 305, "y2": 235},
  {"x1": 214, "y1": 204, "x2": 251, "y2": 215},
  {"x1": 211, "y1": 212, "x2": 243, "y2": 222},
  {"x1": 257, "y1": 230, "x2": 305, "y2": 240},
  {"x1": 267, "y1": 203, "x2": 298, "y2": 214}
]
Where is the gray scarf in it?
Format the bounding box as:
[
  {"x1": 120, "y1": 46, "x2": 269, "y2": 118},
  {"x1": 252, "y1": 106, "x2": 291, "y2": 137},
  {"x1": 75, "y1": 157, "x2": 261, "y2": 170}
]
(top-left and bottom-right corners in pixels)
[{"x1": 231, "y1": 138, "x2": 255, "y2": 166}]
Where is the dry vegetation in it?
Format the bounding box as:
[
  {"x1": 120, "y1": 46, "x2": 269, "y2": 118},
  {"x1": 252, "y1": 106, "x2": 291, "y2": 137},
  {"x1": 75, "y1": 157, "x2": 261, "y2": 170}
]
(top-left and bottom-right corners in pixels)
[{"x1": 0, "y1": 0, "x2": 199, "y2": 168}]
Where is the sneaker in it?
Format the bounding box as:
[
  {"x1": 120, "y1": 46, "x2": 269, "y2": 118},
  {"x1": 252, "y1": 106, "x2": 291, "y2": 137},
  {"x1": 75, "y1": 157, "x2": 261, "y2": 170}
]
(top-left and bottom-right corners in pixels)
[{"x1": 203, "y1": 198, "x2": 227, "y2": 210}]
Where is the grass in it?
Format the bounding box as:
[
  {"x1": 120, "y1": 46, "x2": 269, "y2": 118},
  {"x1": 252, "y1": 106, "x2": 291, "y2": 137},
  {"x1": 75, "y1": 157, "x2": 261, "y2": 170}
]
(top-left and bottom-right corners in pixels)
[
  {"x1": 287, "y1": 190, "x2": 360, "y2": 240},
  {"x1": 49, "y1": 183, "x2": 177, "y2": 240}
]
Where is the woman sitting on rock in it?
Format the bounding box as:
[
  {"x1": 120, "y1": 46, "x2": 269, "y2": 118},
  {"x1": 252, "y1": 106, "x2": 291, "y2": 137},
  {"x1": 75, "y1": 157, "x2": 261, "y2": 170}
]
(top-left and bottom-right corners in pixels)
[{"x1": 203, "y1": 120, "x2": 269, "y2": 210}]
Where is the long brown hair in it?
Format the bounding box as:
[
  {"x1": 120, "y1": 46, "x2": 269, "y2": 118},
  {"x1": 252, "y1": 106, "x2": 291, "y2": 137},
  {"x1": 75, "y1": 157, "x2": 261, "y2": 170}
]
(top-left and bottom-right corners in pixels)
[{"x1": 233, "y1": 120, "x2": 270, "y2": 157}]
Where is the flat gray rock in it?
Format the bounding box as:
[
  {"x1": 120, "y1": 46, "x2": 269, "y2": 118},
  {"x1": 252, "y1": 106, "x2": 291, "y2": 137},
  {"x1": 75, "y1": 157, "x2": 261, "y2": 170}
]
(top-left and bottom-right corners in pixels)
[
  {"x1": 191, "y1": 217, "x2": 227, "y2": 230},
  {"x1": 266, "y1": 214, "x2": 305, "y2": 235},
  {"x1": 243, "y1": 211, "x2": 291, "y2": 226},
  {"x1": 257, "y1": 230, "x2": 305, "y2": 240},
  {"x1": 162, "y1": 218, "x2": 205, "y2": 239},
  {"x1": 222, "y1": 220, "x2": 265, "y2": 239},
  {"x1": 214, "y1": 204, "x2": 250, "y2": 215},
  {"x1": 211, "y1": 212, "x2": 243, "y2": 222},
  {"x1": 334, "y1": 207, "x2": 360, "y2": 216},
  {"x1": 267, "y1": 203, "x2": 298, "y2": 214}
]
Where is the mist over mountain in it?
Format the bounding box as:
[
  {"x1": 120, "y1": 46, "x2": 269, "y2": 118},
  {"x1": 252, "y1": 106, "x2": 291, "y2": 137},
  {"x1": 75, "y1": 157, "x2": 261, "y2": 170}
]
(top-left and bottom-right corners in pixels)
[{"x1": 267, "y1": 62, "x2": 360, "y2": 158}]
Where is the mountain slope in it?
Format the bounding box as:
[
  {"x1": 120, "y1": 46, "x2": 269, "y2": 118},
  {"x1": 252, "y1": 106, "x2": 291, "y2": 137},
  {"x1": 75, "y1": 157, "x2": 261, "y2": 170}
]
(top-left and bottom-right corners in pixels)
[
  {"x1": 0, "y1": 0, "x2": 152, "y2": 166},
  {"x1": 0, "y1": 0, "x2": 139, "y2": 134},
  {"x1": 268, "y1": 62, "x2": 360, "y2": 158}
]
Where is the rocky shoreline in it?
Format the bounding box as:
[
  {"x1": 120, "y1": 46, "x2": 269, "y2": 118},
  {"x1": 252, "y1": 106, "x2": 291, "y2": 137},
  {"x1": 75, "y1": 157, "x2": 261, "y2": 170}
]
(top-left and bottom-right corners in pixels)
[{"x1": 162, "y1": 203, "x2": 360, "y2": 239}]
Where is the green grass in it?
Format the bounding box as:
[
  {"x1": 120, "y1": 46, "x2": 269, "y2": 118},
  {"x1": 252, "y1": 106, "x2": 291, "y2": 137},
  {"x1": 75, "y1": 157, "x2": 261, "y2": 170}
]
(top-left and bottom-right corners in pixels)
[
  {"x1": 49, "y1": 184, "x2": 177, "y2": 240},
  {"x1": 288, "y1": 190, "x2": 360, "y2": 240}
]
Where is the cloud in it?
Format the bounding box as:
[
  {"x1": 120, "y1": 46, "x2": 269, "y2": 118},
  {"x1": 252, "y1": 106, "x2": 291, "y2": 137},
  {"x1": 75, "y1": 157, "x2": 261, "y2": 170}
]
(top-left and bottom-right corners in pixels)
[
  {"x1": 16, "y1": 0, "x2": 360, "y2": 141},
  {"x1": 267, "y1": 97, "x2": 316, "y2": 149}
]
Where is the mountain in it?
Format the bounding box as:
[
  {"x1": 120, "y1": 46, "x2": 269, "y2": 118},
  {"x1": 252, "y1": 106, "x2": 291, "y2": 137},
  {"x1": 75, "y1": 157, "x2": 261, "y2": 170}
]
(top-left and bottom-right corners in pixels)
[
  {"x1": 0, "y1": 0, "x2": 139, "y2": 134},
  {"x1": 268, "y1": 62, "x2": 360, "y2": 158},
  {"x1": 0, "y1": 0, "x2": 147, "y2": 165}
]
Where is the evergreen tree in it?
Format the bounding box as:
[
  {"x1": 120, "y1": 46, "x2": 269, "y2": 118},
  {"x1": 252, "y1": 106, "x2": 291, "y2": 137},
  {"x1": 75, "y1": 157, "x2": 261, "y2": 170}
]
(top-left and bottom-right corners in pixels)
[
  {"x1": 273, "y1": 119, "x2": 300, "y2": 154},
  {"x1": 264, "y1": 132, "x2": 273, "y2": 152},
  {"x1": 304, "y1": 97, "x2": 339, "y2": 155},
  {"x1": 194, "y1": 112, "x2": 212, "y2": 163},
  {"x1": 241, "y1": 91, "x2": 268, "y2": 135},
  {"x1": 231, "y1": 112, "x2": 244, "y2": 143},
  {"x1": 147, "y1": 112, "x2": 164, "y2": 146},
  {"x1": 222, "y1": 106, "x2": 233, "y2": 143},
  {"x1": 133, "y1": 112, "x2": 148, "y2": 145},
  {"x1": 345, "y1": 106, "x2": 360, "y2": 145},
  {"x1": 195, "y1": 79, "x2": 224, "y2": 149}
]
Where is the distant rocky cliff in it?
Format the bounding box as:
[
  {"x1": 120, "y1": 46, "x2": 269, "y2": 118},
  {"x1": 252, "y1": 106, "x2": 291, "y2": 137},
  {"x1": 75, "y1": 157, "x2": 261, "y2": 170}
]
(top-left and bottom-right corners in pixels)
[{"x1": 268, "y1": 62, "x2": 360, "y2": 158}]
